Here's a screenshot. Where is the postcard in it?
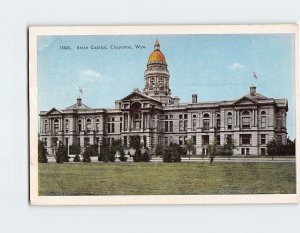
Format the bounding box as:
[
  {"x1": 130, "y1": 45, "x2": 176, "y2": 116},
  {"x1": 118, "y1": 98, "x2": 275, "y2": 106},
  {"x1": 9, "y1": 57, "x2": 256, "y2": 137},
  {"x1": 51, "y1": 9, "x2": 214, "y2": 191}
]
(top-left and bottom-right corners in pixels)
[{"x1": 29, "y1": 25, "x2": 299, "y2": 205}]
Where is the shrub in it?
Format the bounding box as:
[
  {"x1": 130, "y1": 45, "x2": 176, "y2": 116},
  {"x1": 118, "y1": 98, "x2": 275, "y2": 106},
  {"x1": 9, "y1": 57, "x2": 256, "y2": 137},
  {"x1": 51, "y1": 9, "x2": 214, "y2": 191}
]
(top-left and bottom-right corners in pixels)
[
  {"x1": 162, "y1": 143, "x2": 182, "y2": 163},
  {"x1": 155, "y1": 144, "x2": 164, "y2": 156},
  {"x1": 108, "y1": 147, "x2": 116, "y2": 162},
  {"x1": 73, "y1": 154, "x2": 81, "y2": 162},
  {"x1": 38, "y1": 140, "x2": 48, "y2": 163},
  {"x1": 82, "y1": 146, "x2": 97, "y2": 163},
  {"x1": 133, "y1": 148, "x2": 141, "y2": 162},
  {"x1": 119, "y1": 148, "x2": 128, "y2": 162},
  {"x1": 56, "y1": 143, "x2": 68, "y2": 163},
  {"x1": 141, "y1": 149, "x2": 150, "y2": 162}
]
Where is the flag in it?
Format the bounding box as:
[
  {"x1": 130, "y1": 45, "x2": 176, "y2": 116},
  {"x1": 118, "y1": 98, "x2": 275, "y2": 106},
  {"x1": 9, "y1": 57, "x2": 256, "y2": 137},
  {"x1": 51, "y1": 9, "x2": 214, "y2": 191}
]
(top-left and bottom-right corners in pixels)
[
  {"x1": 79, "y1": 87, "x2": 83, "y2": 94},
  {"x1": 253, "y1": 72, "x2": 257, "y2": 79}
]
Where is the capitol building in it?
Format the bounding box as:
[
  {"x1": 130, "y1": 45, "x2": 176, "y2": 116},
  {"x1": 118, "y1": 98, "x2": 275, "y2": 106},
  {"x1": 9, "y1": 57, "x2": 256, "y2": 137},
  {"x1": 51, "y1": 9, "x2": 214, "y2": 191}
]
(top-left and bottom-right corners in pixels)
[{"x1": 39, "y1": 40, "x2": 288, "y2": 156}]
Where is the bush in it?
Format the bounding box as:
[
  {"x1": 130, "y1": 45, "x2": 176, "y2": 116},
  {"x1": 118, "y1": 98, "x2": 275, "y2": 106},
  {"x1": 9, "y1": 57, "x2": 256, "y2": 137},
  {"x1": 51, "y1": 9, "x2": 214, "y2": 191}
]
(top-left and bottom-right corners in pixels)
[
  {"x1": 38, "y1": 140, "x2": 48, "y2": 163},
  {"x1": 108, "y1": 147, "x2": 116, "y2": 162},
  {"x1": 73, "y1": 154, "x2": 81, "y2": 162},
  {"x1": 56, "y1": 143, "x2": 69, "y2": 163},
  {"x1": 155, "y1": 144, "x2": 164, "y2": 156},
  {"x1": 69, "y1": 143, "x2": 81, "y2": 155},
  {"x1": 119, "y1": 148, "x2": 128, "y2": 162},
  {"x1": 133, "y1": 148, "x2": 141, "y2": 162},
  {"x1": 162, "y1": 143, "x2": 182, "y2": 163},
  {"x1": 141, "y1": 149, "x2": 150, "y2": 162},
  {"x1": 82, "y1": 146, "x2": 97, "y2": 163}
]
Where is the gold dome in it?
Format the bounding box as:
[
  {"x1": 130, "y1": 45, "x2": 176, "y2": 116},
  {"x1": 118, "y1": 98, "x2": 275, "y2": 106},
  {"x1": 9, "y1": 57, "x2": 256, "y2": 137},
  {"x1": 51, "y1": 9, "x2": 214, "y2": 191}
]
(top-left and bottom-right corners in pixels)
[{"x1": 147, "y1": 39, "x2": 166, "y2": 64}]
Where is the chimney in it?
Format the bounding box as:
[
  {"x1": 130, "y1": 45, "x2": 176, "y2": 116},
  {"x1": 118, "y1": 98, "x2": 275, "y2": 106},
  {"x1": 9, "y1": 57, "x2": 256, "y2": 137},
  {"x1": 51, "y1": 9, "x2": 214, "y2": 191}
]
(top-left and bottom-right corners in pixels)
[
  {"x1": 250, "y1": 85, "x2": 256, "y2": 95},
  {"x1": 192, "y1": 94, "x2": 197, "y2": 103},
  {"x1": 77, "y1": 97, "x2": 82, "y2": 106}
]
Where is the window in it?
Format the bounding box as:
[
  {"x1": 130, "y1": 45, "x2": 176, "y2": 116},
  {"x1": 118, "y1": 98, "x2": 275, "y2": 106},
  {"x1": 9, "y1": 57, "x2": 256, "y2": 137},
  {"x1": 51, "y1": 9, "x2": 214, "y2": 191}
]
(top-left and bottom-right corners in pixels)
[
  {"x1": 124, "y1": 136, "x2": 128, "y2": 146},
  {"x1": 165, "y1": 137, "x2": 168, "y2": 145},
  {"x1": 120, "y1": 122, "x2": 122, "y2": 132},
  {"x1": 184, "y1": 114, "x2": 188, "y2": 119},
  {"x1": 179, "y1": 136, "x2": 183, "y2": 145},
  {"x1": 65, "y1": 138, "x2": 69, "y2": 146},
  {"x1": 192, "y1": 135, "x2": 196, "y2": 145},
  {"x1": 179, "y1": 114, "x2": 183, "y2": 119},
  {"x1": 184, "y1": 136, "x2": 187, "y2": 145},
  {"x1": 107, "y1": 123, "x2": 110, "y2": 133},
  {"x1": 112, "y1": 117, "x2": 115, "y2": 122},
  {"x1": 241, "y1": 134, "x2": 251, "y2": 145},
  {"x1": 111, "y1": 123, "x2": 115, "y2": 133},
  {"x1": 179, "y1": 121, "x2": 184, "y2": 131},
  {"x1": 227, "y1": 117, "x2": 232, "y2": 130},
  {"x1": 261, "y1": 116, "x2": 266, "y2": 128},
  {"x1": 203, "y1": 113, "x2": 210, "y2": 130},
  {"x1": 242, "y1": 117, "x2": 250, "y2": 129},
  {"x1": 246, "y1": 148, "x2": 250, "y2": 155},
  {"x1": 96, "y1": 137, "x2": 100, "y2": 144},
  {"x1": 216, "y1": 135, "x2": 220, "y2": 145},
  {"x1": 96, "y1": 123, "x2": 100, "y2": 133},
  {"x1": 261, "y1": 148, "x2": 266, "y2": 155},
  {"x1": 203, "y1": 119, "x2": 209, "y2": 130},
  {"x1": 78, "y1": 119, "x2": 82, "y2": 132},
  {"x1": 165, "y1": 121, "x2": 168, "y2": 132},
  {"x1": 86, "y1": 119, "x2": 91, "y2": 132},
  {"x1": 65, "y1": 123, "x2": 69, "y2": 133},
  {"x1": 169, "y1": 115, "x2": 173, "y2": 119},
  {"x1": 184, "y1": 120, "x2": 188, "y2": 131},
  {"x1": 216, "y1": 114, "x2": 220, "y2": 130},
  {"x1": 84, "y1": 137, "x2": 90, "y2": 146},
  {"x1": 202, "y1": 135, "x2": 209, "y2": 145},
  {"x1": 165, "y1": 115, "x2": 168, "y2": 120},
  {"x1": 241, "y1": 148, "x2": 245, "y2": 155},
  {"x1": 45, "y1": 124, "x2": 48, "y2": 133},
  {"x1": 169, "y1": 121, "x2": 173, "y2": 132},
  {"x1": 53, "y1": 119, "x2": 59, "y2": 133},
  {"x1": 261, "y1": 134, "x2": 266, "y2": 144},
  {"x1": 192, "y1": 119, "x2": 197, "y2": 131}
]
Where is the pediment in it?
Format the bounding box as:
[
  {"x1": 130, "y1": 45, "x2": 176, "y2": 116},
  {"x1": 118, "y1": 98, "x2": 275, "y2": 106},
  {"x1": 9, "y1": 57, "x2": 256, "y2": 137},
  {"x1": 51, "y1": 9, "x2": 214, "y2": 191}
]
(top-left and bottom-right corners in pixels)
[
  {"x1": 233, "y1": 97, "x2": 257, "y2": 105},
  {"x1": 45, "y1": 108, "x2": 62, "y2": 115},
  {"x1": 121, "y1": 91, "x2": 160, "y2": 104}
]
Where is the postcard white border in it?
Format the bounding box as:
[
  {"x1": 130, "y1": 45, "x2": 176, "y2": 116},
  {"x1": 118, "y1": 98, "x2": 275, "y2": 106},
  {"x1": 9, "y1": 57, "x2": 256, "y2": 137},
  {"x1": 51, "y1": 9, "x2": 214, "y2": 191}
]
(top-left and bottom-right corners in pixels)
[{"x1": 29, "y1": 24, "x2": 300, "y2": 205}]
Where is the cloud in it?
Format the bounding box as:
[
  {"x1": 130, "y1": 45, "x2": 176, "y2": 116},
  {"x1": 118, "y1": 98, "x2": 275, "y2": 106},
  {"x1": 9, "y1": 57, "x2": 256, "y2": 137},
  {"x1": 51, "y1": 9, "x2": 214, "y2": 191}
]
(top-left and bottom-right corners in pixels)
[
  {"x1": 229, "y1": 63, "x2": 244, "y2": 70},
  {"x1": 79, "y1": 69, "x2": 103, "y2": 82}
]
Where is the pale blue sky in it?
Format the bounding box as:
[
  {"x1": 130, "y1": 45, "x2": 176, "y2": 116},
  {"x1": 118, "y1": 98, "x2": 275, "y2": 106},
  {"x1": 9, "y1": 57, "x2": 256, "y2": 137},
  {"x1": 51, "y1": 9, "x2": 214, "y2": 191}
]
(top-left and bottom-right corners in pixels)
[{"x1": 38, "y1": 34, "x2": 295, "y2": 139}]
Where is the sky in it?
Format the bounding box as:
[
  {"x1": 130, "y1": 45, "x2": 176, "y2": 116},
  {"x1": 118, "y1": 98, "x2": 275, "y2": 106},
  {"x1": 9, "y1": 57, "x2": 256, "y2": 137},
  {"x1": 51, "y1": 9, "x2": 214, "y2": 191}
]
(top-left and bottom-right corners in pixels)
[{"x1": 38, "y1": 34, "x2": 296, "y2": 139}]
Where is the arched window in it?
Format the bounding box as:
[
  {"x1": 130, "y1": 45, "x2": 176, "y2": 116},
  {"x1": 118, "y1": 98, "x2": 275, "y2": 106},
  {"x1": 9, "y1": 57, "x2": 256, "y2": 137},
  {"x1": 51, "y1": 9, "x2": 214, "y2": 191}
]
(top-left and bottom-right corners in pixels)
[
  {"x1": 53, "y1": 119, "x2": 59, "y2": 133},
  {"x1": 227, "y1": 112, "x2": 232, "y2": 116},
  {"x1": 78, "y1": 119, "x2": 82, "y2": 132},
  {"x1": 261, "y1": 111, "x2": 266, "y2": 115},
  {"x1": 86, "y1": 118, "x2": 92, "y2": 132},
  {"x1": 242, "y1": 110, "x2": 250, "y2": 115},
  {"x1": 192, "y1": 114, "x2": 197, "y2": 131},
  {"x1": 241, "y1": 111, "x2": 250, "y2": 129},
  {"x1": 203, "y1": 113, "x2": 210, "y2": 130}
]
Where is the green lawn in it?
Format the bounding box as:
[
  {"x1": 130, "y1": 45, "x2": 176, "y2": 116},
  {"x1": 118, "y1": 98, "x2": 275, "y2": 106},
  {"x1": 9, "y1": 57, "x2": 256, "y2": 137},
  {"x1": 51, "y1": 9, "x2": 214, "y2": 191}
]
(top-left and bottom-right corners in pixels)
[{"x1": 38, "y1": 162, "x2": 296, "y2": 195}]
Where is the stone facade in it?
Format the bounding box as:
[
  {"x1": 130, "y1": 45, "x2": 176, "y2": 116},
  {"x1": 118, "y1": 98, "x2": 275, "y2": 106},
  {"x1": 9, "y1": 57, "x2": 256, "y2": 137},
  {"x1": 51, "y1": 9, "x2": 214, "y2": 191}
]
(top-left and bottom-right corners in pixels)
[{"x1": 39, "y1": 40, "x2": 288, "y2": 156}]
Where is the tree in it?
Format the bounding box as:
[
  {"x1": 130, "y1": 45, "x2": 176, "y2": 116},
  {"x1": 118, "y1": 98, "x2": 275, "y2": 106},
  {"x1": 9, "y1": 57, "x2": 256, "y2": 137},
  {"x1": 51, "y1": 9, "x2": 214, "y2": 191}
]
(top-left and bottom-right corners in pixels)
[
  {"x1": 184, "y1": 139, "x2": 195, "y2": 159},
  {"x1": 267, "y1": 139, "x2": 277, "y2": 160},
  {"x1": 38, "y1": 140, "x2": 48, "y2": 163},
  {"x1": 69, "y1": 143, "x2": 81, "y2": 155},
  {"x1": 162, "y1": 143, "x2": 182, "y2": 163},
  {"x1": 208, "y1": 139, "x2": 219, "y2": 164},
  {"x1": 223, "y1": 137, "x2": 237, "y2": 160},
  {"x1": 155, "y1": 144, "x2": 164, "y2": 157},
  {"x1": 56, "y1": 142, "x2": 68, "y2": 163},
  {"x1": 119, "y1": 148, "x2": 127, "y2": 162},
  {"x1": 82, "y1": 146, "x2": 97, "y2": 162},
  {"x1": 133, "y1": 148, "x2": 141, "y2": 162},
  {"x1": 129, "y1": 135, "x2": 141, "y2": 149}
]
